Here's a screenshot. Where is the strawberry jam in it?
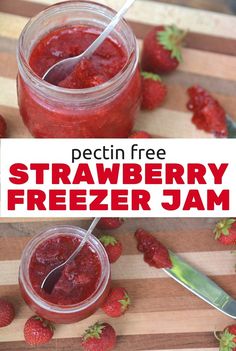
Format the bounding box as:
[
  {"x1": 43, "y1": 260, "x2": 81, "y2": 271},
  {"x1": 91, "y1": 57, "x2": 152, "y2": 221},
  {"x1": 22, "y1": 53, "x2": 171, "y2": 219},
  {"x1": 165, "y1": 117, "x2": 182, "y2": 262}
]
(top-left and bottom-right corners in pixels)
[
  {"x1": 29, "y1": 235, "x2": 101, "y2": 306},
  {"x1": 19, "y1": 226, "x2": 110, "y2": 324},
  {"x1": 29, "y1": 26, "x2": 127, "y2": 89},
  {"x1": 17, "y1": 2, "x2": 141, "y2": 138},
  {"x1": 187, "y1": 85, "x2": 228, "y2": 138},
  {"x1": 135, "y1": 228, "x2": 172, "y2": 269}
]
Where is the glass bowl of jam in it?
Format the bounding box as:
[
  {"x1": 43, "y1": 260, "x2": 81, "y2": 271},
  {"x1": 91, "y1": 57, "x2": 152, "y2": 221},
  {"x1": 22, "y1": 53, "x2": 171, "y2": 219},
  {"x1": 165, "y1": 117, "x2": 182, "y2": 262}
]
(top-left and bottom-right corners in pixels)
[
  {"x1": 19, "y1": 225, "x2": 111, "y2": 324},
  {"x1": 17, "y1": 1, "x2": 141, "y2": 138}
]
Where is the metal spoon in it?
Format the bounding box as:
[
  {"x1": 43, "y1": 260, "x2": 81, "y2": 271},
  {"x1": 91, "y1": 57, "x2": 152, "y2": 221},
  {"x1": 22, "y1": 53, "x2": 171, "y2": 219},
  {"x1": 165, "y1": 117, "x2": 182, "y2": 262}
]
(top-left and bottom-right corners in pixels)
[
  {"x1": 41, "y1": 217, "x2": 101, "y2": 294},
  {"x1": 42, "y1": 0, "x2": 136, "y2": 85}
]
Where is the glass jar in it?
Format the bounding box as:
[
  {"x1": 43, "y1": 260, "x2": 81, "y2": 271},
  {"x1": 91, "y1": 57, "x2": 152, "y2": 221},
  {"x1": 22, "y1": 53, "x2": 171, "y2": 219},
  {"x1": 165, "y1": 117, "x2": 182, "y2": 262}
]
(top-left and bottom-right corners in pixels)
[
  {"x1": 19, "y1": 225, "x2": 111, "y2": 324},
  {"x1": 16, "y1": 1, "x2": 141, "y2": 138}
]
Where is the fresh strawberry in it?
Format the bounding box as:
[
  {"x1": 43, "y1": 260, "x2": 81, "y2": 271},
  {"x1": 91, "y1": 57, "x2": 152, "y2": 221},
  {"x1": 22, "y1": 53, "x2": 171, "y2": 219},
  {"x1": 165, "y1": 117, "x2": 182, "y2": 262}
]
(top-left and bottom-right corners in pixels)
[
  {"x1": 187, "y1": 85, "x2": 228, "y2": 138},
  {"x1": 0, "y1": 114, "x2": 7, "y2": 137},
  {"x1": 141, "y1": 72, "x2": 167, "y2": 110},
  {"x1": 97, "y1": 218, "x2": 124, "y2": 230},
  {"x1": 0, "y1": 299, "x2": 15, "y2": 328},
  {"x1": 135, "y1": 228, "x2": 172, "y2": 269},
  {"x1": 81, "y1": 322, "x2": 116, "y2": 351},
  {"x1": 24, "y1": 316, "x2": 54, "y2": 346},
  {"x1": 102, "y1": 287, "x2": 130, "y2": 317},
  {"x1": 141, "y1": 25, "x2": 186, "y2": 74},
  {"x1": 214, "y1": 219, "x2": 236, "y2": 245},
  {"x1": 215, "y1": 324, "x2": 236, "y2": 350},
  {"x1": 99, "y1": 235, "x2": 122, "y2": 263},
  {"x1": 129, "y1": 130, "x2": 152, "y2": 138}
]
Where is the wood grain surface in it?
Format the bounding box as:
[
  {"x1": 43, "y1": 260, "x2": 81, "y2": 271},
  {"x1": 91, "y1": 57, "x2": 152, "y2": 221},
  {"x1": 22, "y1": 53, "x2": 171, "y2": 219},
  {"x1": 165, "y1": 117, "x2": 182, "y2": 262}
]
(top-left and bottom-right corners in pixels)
[
  {"x1": 0, "y1": 0, "x2": 235, "y2": 139},
  {"x1": 0, "y1": 217, "x2": 235, "y2": 350}
]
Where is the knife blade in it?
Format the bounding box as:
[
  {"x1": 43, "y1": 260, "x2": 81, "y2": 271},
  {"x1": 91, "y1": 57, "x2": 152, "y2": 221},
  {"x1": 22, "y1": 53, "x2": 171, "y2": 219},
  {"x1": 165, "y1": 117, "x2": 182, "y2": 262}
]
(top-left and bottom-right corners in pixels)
[
  {"x1": 163, "y1": 251, "x2": 236, "y2": 318},
  {"x1": 227, "y1": 114, "x2": 236, "y2": 138}
]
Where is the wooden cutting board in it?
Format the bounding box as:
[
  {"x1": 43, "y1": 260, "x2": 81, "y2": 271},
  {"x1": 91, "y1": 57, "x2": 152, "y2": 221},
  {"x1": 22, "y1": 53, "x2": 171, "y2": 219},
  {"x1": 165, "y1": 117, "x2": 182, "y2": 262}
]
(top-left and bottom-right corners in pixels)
[
  {"x1": 0, "y1": 218, "x2": 235, "y2": 350},
  {"x1": 0, "y1": 0, "x2": 236, "y2": 138}
]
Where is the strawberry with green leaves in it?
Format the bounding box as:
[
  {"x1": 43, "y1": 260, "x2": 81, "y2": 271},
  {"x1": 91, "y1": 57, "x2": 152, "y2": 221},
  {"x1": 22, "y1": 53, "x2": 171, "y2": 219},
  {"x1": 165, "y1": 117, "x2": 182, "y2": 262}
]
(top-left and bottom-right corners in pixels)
[
  {"x1": 0, "y1": 299, "x2": 15, "y2": 328},
  {"x1": 102, "y1": 287, "x2": 130, "y2": 317},
  {"x1": 99, "y1": 235, "x2": 122, "y2": 263},
  {"x1": 214, "y1": 219, "x2": 236, "y2": 245},
  {"x1": 141, "y1": 25, "x2": 186, "y2": 74},
  {"x1": 81, "y1": 322, "x2": 116, "y2": 351},
  {"x1": 24, "y1": 316, "x2": 54, "y2": 346},
  {"x1": 215, "y1": 324, "x2": 236, "y2": 351},
  {"x1": 141, "y1": 71, "x2": 167, "y2": 110}
]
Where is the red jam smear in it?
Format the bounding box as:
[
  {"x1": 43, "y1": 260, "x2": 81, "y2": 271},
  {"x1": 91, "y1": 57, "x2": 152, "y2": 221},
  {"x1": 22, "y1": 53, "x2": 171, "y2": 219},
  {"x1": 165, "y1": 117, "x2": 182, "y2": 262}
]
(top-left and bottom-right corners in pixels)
[
  {"x1": 29, "y1": 25, "x2": 127, "y2": 88},
  {"x1": 135, "y1": 228, "x2": 172, "y2": 269},
  {"x1": 29, "y1": 235, "x2": 101, "y2": 306},
  {"x1": 187, "y1": 85, "x2": 228, "y2": 138}
]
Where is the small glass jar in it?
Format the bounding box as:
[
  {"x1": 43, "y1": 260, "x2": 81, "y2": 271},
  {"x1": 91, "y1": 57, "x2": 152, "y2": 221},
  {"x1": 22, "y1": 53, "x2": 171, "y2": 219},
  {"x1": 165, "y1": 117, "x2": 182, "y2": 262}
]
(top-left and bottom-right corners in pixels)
[
  {"x1": 19, "y1": 225, "x2": 110, "y2": 324},
  {"x1": 16, "y1": 1, "x2": 141, "y2": 138}
]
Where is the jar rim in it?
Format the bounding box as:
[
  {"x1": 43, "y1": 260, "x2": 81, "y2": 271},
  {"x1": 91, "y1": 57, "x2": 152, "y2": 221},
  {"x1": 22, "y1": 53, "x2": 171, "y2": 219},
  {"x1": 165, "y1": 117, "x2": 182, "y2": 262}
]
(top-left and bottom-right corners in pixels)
[
  {"x1": 17, "y1": 0, "x2": 139, "y2": 97},
  {"x1": 19, "y1": 225, "x2": 110, "y2": 314}
]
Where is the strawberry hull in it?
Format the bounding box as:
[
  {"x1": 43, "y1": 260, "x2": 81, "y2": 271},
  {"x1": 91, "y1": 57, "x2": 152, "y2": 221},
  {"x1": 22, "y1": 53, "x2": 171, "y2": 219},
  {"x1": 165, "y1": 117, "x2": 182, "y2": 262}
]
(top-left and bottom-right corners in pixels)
[{"x1": 141, "y1": 25, "x2": 185, "y2": 74}]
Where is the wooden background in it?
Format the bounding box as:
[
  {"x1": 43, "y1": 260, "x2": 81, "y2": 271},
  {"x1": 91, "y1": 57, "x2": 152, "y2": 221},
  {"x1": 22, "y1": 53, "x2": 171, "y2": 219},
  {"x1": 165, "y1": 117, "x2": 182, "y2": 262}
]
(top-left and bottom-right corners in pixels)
[
  {"x1": 1, "y1": 217, "x2": 236, "y2": 351},
  {"x1": 0, "y1": 0, "x2": 236, "y2": 138},
  {"x1": 0, "y1": 0, "x2": 236, "y2": 350}
]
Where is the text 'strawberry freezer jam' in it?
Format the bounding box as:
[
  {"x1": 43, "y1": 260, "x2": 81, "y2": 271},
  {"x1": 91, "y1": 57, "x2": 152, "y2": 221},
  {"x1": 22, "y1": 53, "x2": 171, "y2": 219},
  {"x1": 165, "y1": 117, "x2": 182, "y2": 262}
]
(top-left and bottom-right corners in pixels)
[
  {"x1": 19, "y1": 226, "x2": 111, "y2": 324},
  {"x1": 17, "y1": 1, "x2": 141, "y2": 138}
]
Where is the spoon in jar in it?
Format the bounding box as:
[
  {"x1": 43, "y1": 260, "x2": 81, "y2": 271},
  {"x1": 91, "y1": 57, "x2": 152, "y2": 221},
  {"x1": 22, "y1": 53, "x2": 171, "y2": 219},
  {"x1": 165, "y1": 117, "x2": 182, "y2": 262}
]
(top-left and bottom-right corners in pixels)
[
  {"x1": 41, "y1": 217, "x2": 101, "y2": 294},
  {"x1": 42, "y1": 0, "x2": 136, "y2": 85}
]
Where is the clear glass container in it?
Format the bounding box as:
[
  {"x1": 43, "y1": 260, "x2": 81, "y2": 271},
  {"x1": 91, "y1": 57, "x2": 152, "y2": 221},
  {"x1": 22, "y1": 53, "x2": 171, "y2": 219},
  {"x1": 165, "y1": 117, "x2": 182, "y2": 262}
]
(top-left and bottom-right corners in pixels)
[
  {"x1": 19, "y1": 225, "x2": 111, "y2": 324},
  {"x1": 17, "y1": 1, "x2": 141, "y2": 138}
]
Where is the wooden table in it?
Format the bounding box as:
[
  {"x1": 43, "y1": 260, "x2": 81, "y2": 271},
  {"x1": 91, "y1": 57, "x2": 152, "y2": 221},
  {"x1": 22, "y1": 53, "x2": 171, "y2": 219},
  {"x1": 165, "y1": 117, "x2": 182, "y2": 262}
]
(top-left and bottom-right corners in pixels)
[
  {"x1": 155, "y1": 0, "x2": 235, "y2": 14},
  {"x1": 0, "y1": 0, "x2": 236, "y2": 138},
  {"x1": 1, "y1": 217, "x2": 235, "y2": 351}
]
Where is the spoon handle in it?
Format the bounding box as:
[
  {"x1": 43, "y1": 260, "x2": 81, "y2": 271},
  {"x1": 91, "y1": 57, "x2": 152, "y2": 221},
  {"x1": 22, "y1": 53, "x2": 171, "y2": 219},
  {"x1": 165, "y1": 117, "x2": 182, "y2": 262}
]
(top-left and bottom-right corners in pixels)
[
  {"x1": 66, "y1": 217, "x2": 101, "y2": 265},
  {"x1": 83, "y1": 0, "x2": 136, "y2": 58}
]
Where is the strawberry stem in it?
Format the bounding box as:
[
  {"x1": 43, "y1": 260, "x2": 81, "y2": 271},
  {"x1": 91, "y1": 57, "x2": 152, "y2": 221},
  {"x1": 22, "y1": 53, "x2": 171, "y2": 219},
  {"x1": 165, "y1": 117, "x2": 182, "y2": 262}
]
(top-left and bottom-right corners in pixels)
[
  {"x1": 214, "y1": 219, "x2": 236, "y2": 239},
  {"x1": 158, "y1": 25, "x2": 187, "y2": 62}
]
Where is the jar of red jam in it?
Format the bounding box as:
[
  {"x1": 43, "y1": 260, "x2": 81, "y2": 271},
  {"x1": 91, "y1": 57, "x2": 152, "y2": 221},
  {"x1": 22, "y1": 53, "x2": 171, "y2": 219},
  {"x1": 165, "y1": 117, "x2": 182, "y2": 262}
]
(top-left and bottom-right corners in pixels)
[
  {"x1": 17, "y1": 1, "x2": 141, "y2": 138},
  {"x1": 19, "y1": 225, "x2": 111, "y2": 324}
]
